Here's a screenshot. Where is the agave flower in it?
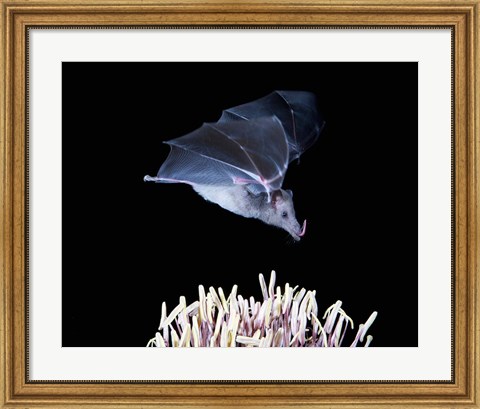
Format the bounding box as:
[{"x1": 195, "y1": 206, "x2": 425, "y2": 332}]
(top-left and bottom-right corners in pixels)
[{"x1": 147, "y1": 270, "x2": 377, "y2": 347}]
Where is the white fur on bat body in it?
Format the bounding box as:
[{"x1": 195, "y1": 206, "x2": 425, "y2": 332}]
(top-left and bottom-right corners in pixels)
[{"x1": 192, "y1": 184, "x2": 306, "y2": 241}]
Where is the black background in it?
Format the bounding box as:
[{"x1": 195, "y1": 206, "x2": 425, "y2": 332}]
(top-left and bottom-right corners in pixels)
[{"x1": 62, "y1": 62, "x2": 418, "y2": 347}]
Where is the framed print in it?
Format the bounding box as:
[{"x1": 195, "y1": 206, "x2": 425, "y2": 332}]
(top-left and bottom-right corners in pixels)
[{"x1": 1, "y1": 0, "x2": 479, "y2": 407}]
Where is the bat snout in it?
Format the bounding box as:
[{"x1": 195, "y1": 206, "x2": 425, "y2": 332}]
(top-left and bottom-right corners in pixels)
[{"x1": 288, "y1": 219, "x2": 306, "y2": 241}]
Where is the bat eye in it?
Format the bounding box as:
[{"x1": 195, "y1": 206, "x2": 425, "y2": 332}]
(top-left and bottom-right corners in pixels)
[{"x1": 281, "y1": 211, "x2": 288, "y2": 218}]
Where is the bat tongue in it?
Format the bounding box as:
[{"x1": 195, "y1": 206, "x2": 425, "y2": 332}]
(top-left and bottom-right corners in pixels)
[{"x1": 298, "y1": 220, "x2": 307, "y2": 237}]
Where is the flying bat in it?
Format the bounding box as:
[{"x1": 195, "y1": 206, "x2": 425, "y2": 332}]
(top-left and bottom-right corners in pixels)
[{"x1": 145, "y1": 90, "x2": 325, "y2": 241}]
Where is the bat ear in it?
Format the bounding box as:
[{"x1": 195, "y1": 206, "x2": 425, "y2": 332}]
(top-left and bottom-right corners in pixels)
[
  {"x1": 271, "y1": 190, "x2": 284, "y2": 208},
  {"x1": 286, "y1": 189, "x2": 293, "y2": 198}
]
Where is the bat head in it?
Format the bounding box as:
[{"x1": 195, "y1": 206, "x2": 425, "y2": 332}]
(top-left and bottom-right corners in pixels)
[{"x1": 265, "y1": 189, "x2": 306, "y2": 241}]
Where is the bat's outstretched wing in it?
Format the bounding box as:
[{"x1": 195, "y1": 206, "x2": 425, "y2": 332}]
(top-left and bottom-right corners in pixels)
[
  {"x1": 218, "y1": 90, "x2": 325, "y2": 162},
  {"x1": 145, "y1": 91, "x2": 323, "y2": 195},
  {"x1": 145, "y1": 116, "x2": 289, "y2": 196}
]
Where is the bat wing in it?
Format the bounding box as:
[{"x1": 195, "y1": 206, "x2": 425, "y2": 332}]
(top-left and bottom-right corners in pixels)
[
  {"x1": 145, "y1": 116, "x2": 289, "y2": 195},
  {"x1": 218, "y1": 90, "x2": 325, "y2": 162}
]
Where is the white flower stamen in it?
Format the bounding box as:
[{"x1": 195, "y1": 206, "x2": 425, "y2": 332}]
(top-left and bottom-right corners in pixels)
[{"x1": 148, "y1": 271, "x2": 377, "y2": 348}]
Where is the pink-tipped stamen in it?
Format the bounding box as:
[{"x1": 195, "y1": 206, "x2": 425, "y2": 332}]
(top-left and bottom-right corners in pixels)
[{"x1": 298, "y1": 220, "x2": 307, "y2": 237}]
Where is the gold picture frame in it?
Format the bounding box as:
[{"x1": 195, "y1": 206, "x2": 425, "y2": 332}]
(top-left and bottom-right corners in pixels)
[{"x1": 1, "y1": 0, "x2": 478, "y2": 407}]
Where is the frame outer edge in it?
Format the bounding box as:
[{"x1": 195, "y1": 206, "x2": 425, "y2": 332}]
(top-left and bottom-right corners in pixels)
[
  {"x1": 1, "y1": 1, "x2": 479, "y2": 408},
  {"x1": 0, "y1": 0, "x2": 5, "y2": 406},
  {"x1": 1, "y1": 1, "x2": 13, "y2": 407},
  {"x1": 470, "y1": 1, "x2": 479, "y2": 407}
]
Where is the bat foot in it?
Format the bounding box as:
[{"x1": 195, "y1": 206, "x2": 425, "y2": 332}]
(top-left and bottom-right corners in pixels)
[{"x1": 144, "y1": 175, "x2": 157, "y2": 182}]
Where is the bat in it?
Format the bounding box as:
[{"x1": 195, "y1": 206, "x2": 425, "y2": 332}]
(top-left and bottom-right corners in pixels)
[{"x1": 145, "y1": 90, "x2": 325, "y2": 241}]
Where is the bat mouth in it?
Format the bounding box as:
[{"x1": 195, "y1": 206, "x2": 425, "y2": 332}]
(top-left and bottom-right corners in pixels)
[
  {"x1": 298, "y1": 219, "x2": 307, "y2": 237},
  {"x1": 292, "y1": 219, "x2": 307, "y2": 241}
]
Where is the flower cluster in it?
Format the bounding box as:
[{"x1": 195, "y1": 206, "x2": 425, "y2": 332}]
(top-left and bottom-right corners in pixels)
[{"x1": 147, "y1": 270, "x2": 377, "y2": 347}]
